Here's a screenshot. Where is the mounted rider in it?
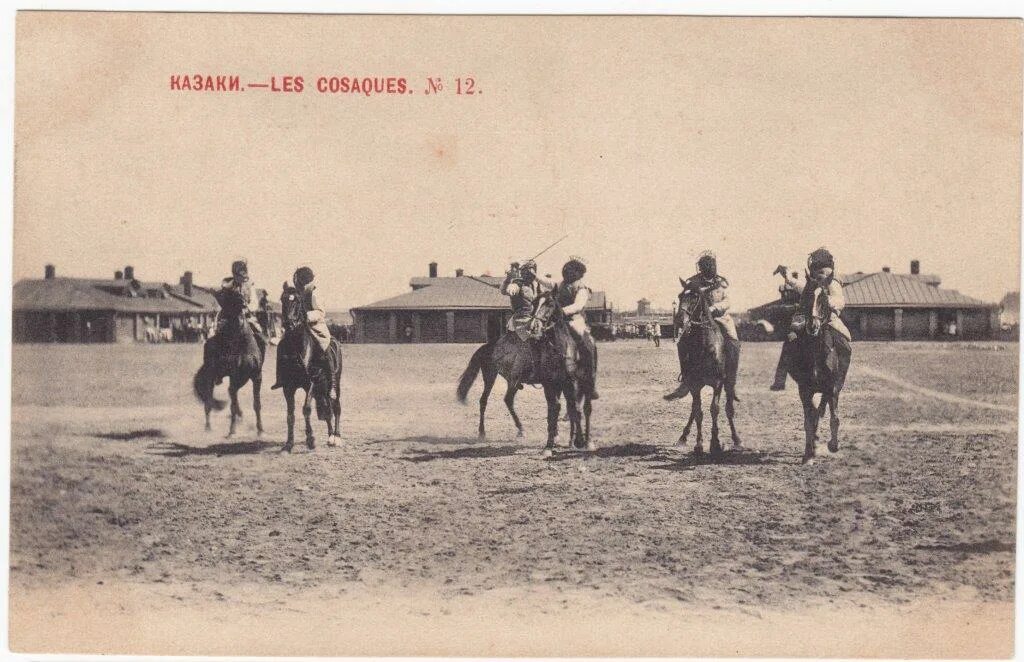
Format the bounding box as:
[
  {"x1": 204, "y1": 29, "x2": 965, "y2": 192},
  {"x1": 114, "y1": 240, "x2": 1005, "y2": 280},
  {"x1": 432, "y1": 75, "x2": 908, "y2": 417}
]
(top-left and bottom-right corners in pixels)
[
  {"x1": 540, "y1": 257, "x2": 599, "y2": 400},
  {"x1": 770, "y1": 247, "x2": 851, "y2": 391},
  {"x1": 213, "y1": 259, "x2": 266, "y2": 356},
  {"x1": 273, "y1": 266, "x2": 339, "y2": 397},
  {"x1": 663, "y1": 253, "x2": 745, "y2": 399},
  {"x1": 500, "y1": 259, "x2": 544, "y2": 342}
]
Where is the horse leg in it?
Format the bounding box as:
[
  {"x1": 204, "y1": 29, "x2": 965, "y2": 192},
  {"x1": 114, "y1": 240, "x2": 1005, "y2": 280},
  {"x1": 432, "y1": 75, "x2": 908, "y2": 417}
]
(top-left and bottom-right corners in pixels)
[
  {"x1": 583, "y1": 393, "x2": 593, "y2": 451},
  {"x1": 302, "y1": 387, "x2": 315, "y2": 449},
  {"x1": 679, "y1": 392, "x2": 697, "y2": 446},
  {"x1": 283, "y1": 386, "x2": 296, "y2": 452},
  {"x1": 827, "y1": 392, "x2": 840, "y2": 453},
  {"x1": 800, "y1": 386, "x2": 818, "y2": 464},
  {"x1": 227, "y1": 383, "x2": 242, "y2": 438},
  {"x1": 726, "y1": 391, "x2": 741, "y2": 448},
  {"x1": 709, "y1": 385, "x2": 723, "y2": 459},
  {"x1": 563, "y1": 383, "x2": 583, "y2": 450},
  {"x1": 692, "y1": 389, "x2": 705, "y2": 457},
  {"x1": 478, "y1": 368, "x2": 496, "y2": 441},
  {"x1": 503, "y1": 384, "x2": 524, "y2": 439},
  {"x1": 252, "y1": 374, "x2": 263, "y2": 437},
  {"x1": 541, "y1": 383, "x2": 560, "y2": 457},
  {"x1": 330, "y1": 369, "x2": 343, "y2": 447}
]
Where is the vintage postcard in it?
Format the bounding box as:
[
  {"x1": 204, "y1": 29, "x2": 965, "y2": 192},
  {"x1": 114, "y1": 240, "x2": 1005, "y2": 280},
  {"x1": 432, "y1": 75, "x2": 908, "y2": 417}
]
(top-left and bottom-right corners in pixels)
[{"x1": 8, "y1": 10, "x2": 1022, "y2": 658}]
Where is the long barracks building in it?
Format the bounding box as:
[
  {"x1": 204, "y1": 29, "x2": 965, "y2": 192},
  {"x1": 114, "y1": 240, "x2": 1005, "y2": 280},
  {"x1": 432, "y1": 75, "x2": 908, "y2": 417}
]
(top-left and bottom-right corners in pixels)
[{"x1": 350, "y1": 262, "x2": 612, "y2": 343}]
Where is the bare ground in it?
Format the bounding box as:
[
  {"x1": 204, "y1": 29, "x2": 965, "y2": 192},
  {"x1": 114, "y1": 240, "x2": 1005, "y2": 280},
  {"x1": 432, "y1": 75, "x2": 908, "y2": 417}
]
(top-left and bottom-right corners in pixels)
[{"x1": 9, "y1": 340, "x2": 1018, "y2": 656}]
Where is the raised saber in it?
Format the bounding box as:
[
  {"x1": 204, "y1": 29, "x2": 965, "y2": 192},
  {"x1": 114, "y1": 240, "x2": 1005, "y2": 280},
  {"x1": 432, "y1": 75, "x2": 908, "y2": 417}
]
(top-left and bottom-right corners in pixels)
[{"x1": 528, "y1": 234, "x2": 569, "y2": 263}]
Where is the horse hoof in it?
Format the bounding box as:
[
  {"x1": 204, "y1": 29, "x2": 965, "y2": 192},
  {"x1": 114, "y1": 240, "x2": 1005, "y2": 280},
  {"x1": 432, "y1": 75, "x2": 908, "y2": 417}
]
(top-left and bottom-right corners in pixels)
[
  {"x1": 541, "y1": 447, "x2": 554, "y2": 458},
  {"x1": 516, "y1": 430, "x2": 524, "y2": 439},
  {"x1": 827, "y1": 441, "x2": 839, "y2": 453},
  {"x1": 281, "y1": 443, "x2": 293, "y2": 453},
  {"x1": 585, "y1": 441, "x2": 596, "y2": 452},
  {"x1": 802, "y1": 455, "x2": 815, "y2": 465},
  {"x1": 692, "y1": 446, "x2": 704, "y2": 457},
  {"x1": 478, "y1": 432, "x2": 487, "y2": 442}
]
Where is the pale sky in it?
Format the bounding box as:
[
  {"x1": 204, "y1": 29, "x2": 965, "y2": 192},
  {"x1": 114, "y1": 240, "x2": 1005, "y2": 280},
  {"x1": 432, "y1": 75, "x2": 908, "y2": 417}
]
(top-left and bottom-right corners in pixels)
[{"x1": 14, "y1": 14, "x2": 1022, "y2": 312}]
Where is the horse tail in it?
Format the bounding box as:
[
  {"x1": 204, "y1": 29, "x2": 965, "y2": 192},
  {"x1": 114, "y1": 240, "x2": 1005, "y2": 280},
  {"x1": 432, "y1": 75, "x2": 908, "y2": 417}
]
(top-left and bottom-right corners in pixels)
[
  {"x1": 456, "y1": 343, "x2": 489, "y2": 403},
  {"x1": 193, "y1": 364, "x2": 226, "y2": 411}
]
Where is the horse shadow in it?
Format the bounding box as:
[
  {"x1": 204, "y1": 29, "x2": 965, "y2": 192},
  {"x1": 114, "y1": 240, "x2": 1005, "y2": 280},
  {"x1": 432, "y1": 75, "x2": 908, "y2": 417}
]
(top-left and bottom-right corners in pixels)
[
  {"x1": 401, "y1": 444, "x2": 521, "y2": 463},
  {"x1": 369, "y1": 435, "x2": 483, "y2": 447},
  {"x1": 646, "y1": 447, "x2": 790, "y2": 471},
  {"x1": 544, "y1": 443, "x2": 664, "y2": 462},
  {"x1": 147, "y1": 439, "x2": 279, "y2": 458},
  {"x1": 93, "y1": 428, "x2": 166, "y2": 441}
]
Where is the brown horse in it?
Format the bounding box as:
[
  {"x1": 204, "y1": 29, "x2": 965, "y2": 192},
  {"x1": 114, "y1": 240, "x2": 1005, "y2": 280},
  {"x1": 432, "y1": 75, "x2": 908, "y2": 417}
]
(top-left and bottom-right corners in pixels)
[
  {"x1": 664, "y1": 287, "x2": 741, "y2": 458},
  {"x1": 457, "y1": 291, "x2": 595, "y2": 455},
  {"x1": 274, "y1": 283, "x2": 343, "y2": 452},
  {"x1": 785, "y1": 284, "x2": 852, "y2": 464},
  {"x1": 192, "y1": 288, "x2": 265, "y2": 437}
]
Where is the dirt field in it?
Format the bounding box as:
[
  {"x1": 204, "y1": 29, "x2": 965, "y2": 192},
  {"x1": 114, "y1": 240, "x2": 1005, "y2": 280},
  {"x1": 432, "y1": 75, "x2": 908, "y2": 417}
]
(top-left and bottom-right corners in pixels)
[{"x1": 9, "y1": 340, "x2": 1018, "y2": 656}]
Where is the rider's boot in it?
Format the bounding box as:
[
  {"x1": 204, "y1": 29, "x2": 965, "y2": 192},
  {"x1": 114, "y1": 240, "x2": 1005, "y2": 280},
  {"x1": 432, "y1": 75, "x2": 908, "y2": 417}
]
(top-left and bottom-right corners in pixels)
[
  {"x1": 663, "y1": 342, "x2": 689, "y2": 401},
  {"x1": 725, "y1": 336, "x2": 741, "y2": 401},
  {"x1": 770, "y1": 338, "x2": 794, "y2": 391}
]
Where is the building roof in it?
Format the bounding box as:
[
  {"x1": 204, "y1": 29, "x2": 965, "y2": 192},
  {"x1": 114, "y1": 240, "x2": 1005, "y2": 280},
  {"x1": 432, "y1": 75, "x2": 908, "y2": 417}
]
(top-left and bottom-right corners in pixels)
[
  {"x1": 354, "y1": 275, "x2": 608, "y2": 311},
  {"x1": 747, "y1": 269, "x2": 993, "y2": 316},
  {"x1": 841, "y1": 271, "x2": 991, "y2": 308},
  {"x1": 14, "y1": 277, "x2": 215, "y2": 314},
  {"x1": 164, "y1": 283, "x2": 220, "y2": 312}
]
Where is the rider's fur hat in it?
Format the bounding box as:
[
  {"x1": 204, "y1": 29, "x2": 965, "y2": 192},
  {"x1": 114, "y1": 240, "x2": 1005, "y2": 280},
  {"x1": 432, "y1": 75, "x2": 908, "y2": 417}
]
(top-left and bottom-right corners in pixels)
[
  {"x1": 697, "y1": 250, "x2": 717, "y2": 276},
  {"x1": 293, "y1": 266, "x2": 315, "y2": 289},
  {"x1": 562, "y1": 257, "x2": 587, "y2": 280},
  {"x1": 231, "y1": 259, "x2": 248, "y2": 277},
  {"x1": 807, "y1": 247, "x2": 835, "y2": 271}
]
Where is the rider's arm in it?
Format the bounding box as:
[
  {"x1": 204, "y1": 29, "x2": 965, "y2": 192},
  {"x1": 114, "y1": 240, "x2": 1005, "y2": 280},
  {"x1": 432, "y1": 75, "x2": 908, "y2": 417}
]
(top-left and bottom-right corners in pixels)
[
  {"x1": 534, "y1": 275, "x2": 556, "y2": 290},
  {"x1": 825, "y1": 280, "x2": 845, "y2": 313},
  {"x1": 561, "y1": 287, "x2": 591, "y2": 316},
  {"x1": 499, "y1": 274, "x2": 513, "y2": 295},
  {"x1": 709, "y1": 286, "x2": 730, "y2": 317}
]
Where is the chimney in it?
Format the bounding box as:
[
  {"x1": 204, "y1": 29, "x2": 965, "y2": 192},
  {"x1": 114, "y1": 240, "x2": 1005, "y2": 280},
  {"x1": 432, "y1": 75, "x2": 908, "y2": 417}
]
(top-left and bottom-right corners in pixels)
[
  {"x1": 910, "y1": 259, "x2": 920, "y2": 275},
  {"x1": 44, "y1": 264, "x2": 55, "y2": 280},
  {"x1": 455, "y1": 268, "x2": 464, "y2": 277},
  {"x1": 429, "y1": 262, "x2": 438, "y2": 278},
  {"x1": 882, "y1": 266, "x2": 891, "y2": 273},
  {"x1": 124, "y1": 265, "x2": 135, "y2": 280},
  {"x1": 182, "y1": 271, "x2": 194, "y2": 296},
  {"x1": 114, "y1": 270, "x2": 123, "y2": 280}
]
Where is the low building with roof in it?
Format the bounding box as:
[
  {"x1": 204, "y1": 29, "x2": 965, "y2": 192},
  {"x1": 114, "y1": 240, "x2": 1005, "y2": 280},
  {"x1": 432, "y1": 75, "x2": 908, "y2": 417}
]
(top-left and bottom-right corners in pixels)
[
  {"x1": 746, "y1": 260, "x2": 1000, "y2": 340},
  {"x1": 13, "y1": 264, "x2": 281, "y2": 343},
  {"x1": 350, "y1": 262, "x2": 612, "y2": 343}
]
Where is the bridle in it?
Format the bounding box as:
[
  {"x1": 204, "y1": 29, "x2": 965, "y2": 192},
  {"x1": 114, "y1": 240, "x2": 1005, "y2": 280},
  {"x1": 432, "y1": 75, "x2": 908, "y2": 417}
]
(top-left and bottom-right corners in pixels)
[
  {"x1": 280, "y1": 286, "x2": 307, "y2": 332},
  {"x1": 676, "y1": 288, "x2": 714, "y2": 336}
]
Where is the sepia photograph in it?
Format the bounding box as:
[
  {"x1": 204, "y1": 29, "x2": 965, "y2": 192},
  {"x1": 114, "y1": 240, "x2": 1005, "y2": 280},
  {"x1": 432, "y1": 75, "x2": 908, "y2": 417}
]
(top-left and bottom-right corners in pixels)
[{"x1": 7, "y1": 8, "x2": 1022, "y2": 658}]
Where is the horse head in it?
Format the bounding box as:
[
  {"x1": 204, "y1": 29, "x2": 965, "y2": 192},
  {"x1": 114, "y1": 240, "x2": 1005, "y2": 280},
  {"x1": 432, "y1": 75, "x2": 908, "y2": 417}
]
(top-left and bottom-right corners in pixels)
[
  {"x1": 676, "y1": 287, "x2": 711, "y2": 337},
  {"x1": 805, "y1": 285, "x2": 828, "y2": 337},
  {"x1": 280, "y1": 282, "x2": 306, "y2": 332},
  {"x1": 532, "y1": 290, "x2": 559, "y2": 334}
]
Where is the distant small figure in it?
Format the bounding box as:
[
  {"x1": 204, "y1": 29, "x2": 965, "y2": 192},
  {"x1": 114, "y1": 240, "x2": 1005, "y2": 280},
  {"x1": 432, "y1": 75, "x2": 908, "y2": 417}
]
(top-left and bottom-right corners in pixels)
[{"x1": 404, "y1": 325, "x2": 414, "y2": 342}]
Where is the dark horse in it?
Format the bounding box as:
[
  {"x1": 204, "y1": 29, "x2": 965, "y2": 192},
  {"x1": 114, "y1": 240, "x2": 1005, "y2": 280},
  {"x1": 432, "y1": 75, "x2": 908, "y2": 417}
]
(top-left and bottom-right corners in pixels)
[
  {"x1": 663, "y1": 286, "x2": 741, "y2": 458},
  {"x1": 457, "y1": 291, "x2": 595, "y2": 456},
  {"x1": 192, "y1": 288, "x2": 265, "y2": 437},
  {"x1": 786, "y1": 284, "x2": 852, "y2": 464},
  {"x1": 274, "y1": 284, "x2": 343, "y2": 452}
]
